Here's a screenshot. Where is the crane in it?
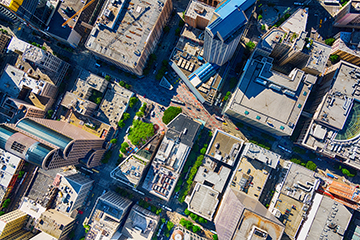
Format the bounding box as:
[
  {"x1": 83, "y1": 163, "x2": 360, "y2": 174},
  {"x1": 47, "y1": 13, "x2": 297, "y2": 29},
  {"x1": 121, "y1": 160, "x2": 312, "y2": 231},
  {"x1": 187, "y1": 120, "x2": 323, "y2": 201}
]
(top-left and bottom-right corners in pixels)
[{"x1": 61, "y1": 0, "x2": 96, "y2": 27}]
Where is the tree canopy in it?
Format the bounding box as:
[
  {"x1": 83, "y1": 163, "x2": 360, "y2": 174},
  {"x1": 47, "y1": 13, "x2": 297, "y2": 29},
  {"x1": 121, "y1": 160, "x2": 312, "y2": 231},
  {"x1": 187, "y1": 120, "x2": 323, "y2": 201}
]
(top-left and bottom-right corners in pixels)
[{"x1": 162, "y1": 106, "x2": 182, "y2": 124}]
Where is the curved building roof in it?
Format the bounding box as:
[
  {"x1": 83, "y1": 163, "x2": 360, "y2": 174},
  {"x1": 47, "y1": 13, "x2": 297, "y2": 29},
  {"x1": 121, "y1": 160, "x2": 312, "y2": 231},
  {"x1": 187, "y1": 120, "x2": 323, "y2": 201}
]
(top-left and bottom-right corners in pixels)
[
  {"x1": 25, "y1": 142, "x2": 55, "y2": 167},
  {"x1": 16, "y1": 118, "x2": 72, "y2": 151}
]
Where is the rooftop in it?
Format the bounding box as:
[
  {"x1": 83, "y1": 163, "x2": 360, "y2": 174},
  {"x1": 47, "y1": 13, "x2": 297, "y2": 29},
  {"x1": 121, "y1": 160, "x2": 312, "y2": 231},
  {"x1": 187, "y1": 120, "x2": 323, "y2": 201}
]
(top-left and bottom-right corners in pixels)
[
  {"x1": 19, "y1": 197, "x2": 47, "y2": 220},
  {"x1": 53, "y1": 170, "x2": 94, "y2": 215},
  {"x1": 119, "y1": 205, "x2": 160, "y2": 240},
  {"x1": 73, "y1": 70, "x2": 109, "y2": 98},
  {"x1": 231, "y1": 155, "x2": 270, "y2": 200},
  {"x1": 166, "y1": 113, "x2": 201, "y2": 147},
  {"x1": 88, "y1": 191, "x2": 132, "y2": 239},
  {"x1": 86, "y1": 0, "x2": 167, "y2": 68},
  {"x1": 0, "y1": 64, "x2": 56, "y2": 101},
  {"x1": 110, "y1": 154, "x2": 149, "y2": 187},
  {"x1": 206, "y1": 129, "x2": 243, "y2": 166},
  {"x1": 185, "y1": 183, "x2": 219, "y2": 221},
  {"x1": 0, "y1": 148, "x2": 22, "y2": 189},
  {"x1": 270, "y1": 162, "x2": 321, "y2": 239},
  {"x1": 194, "y1": 157, "x2": 231, "y2": 192},
  {"x1": 61, "y1": 92, "x2": 98, "y2": 116},
  {"x1": 242, "y1": 143, "x2": 280, "y2": 169},
  {"x1": 297, "y1": 194, "x2": 353, "y2": 240},
  {"x1": 37, "y1": 209, "x2": 74, "y2": 239},
  {"x1": 299, "y1": 61, "x2": 360, "y2": 170},
  {"x1": 207, "y1": 0, "x2": 255, "y2": 42},
  {"x1": 185, "y1": 0, "x2": 214, "y2": 28},
  {"x1": 96, "y1": 83, "x2": 133, "y2": 127},
  {"x1": 214, "y1": 188, "x2": 284, "y2": 240},
  {"x1": 170, "y1": 226, "x2": 207, "y2": 240},
  {"x1": 226, "y1": 53, "x2": 315, "y2": 136}
]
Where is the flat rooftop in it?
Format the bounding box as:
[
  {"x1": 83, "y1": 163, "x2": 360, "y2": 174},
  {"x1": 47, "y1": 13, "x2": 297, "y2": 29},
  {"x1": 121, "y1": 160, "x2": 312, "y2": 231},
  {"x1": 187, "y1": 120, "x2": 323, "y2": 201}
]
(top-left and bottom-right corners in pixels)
[
  {"x1": 64, "y1": 110, "x2": 113, "y2": 139},
  {"x1": 280, "y1": 8, "x2": 308, "y2": 34},
  {"x1": 120, "y1": 205, "x2": 159, "y2": 240},
  {"x1": 305, "y1": 40, "x2": 331, "y2": 74},
  {"x1": 194, "y1": 157, "x2": 231, "y2": 192},
  {"x1": 61, "y1": 91, "x2": 98, "y2": 116},
  {"x1": 231, "y1": 156, "x2": 270, "y2": 200},
  {"x1": 0, "y1": 148, "x2": 22, "y2": 188},
  {"x1": 96, "y1": 83, "x2": 133, "y2": 128},
  {"x1": 186, "y1": 183, "x2": 219, "y2": 221},
  {"x1": 274, "y1": 193, "x2": 305, "y2": 239},
  {"x1": 298, "y1": 193, "x2": 353, "y2": 240},
  {"x1": 73, "y1": 70, "x2": 109, "y2": 97},
  {"x1": 185, "y1": 0, "x2": 214, "y2": 22},
  {"x1": 227, "y1": 54, "x2": 314, "y2": 136},
  {"x1": 242, "y1": 143, "x2": 280, "y2": 169},
  {"x1": 111, "y1": 154, "x2": 149, "y2": 187},
  {"x1": 86, "y1": 0, "x2": 166, "y2": 68},
  {"x1": 206, "y1": 129, "x2": 243, "y2": 166},
  {"x1": 38, "y1": 209, "x2": 74, "y2": 239}
]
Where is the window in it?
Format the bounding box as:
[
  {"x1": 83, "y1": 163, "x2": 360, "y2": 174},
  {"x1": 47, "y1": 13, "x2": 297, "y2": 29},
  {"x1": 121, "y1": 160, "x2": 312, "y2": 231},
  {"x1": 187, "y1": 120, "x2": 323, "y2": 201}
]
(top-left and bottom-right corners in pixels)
[{"x1": 11, "y1": 141, "x2": 26, "y2": 154}]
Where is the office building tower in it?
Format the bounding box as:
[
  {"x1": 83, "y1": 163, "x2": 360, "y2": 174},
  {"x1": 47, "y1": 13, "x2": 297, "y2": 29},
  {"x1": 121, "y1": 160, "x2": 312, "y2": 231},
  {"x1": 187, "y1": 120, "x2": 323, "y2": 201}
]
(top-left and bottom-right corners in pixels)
[
  {"x1": 87, "y1": 191, "x2": 132, "y2": 239},
  {"x1": 0, "y1": 209, "x2": 28, "y2": 239},
  {"x1": 203, "y1": 0, "x2": 255, "y2": 66},
  {"x1": 0, "y1": 0, "x2": 39, "y2": 22},
  {"x1": 35, "y1": 209, "x2": 74, "y2": 240},
  {"x1": 334, "y1": 0, "x2": 360, "y2": 29},
  {"x1": 0, "y1": 117, "x2": 106, "y2": 170},
  {"x1": 54, "y1": 170, "x2": 94, "y2": 216}
]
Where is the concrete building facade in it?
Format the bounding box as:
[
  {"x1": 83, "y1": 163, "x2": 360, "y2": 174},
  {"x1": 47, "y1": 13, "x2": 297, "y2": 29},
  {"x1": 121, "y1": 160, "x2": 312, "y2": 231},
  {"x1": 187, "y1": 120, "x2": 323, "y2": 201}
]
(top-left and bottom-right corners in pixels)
[
  {"x1": 334, "y1": 0, "x2": 360, "y2": 29},
  {"x1": 36, "y1": 209, "x2": 74, "y2": 240},
  {"x1": 0, "y1": 209, "x2": 28, "y2": 239}
]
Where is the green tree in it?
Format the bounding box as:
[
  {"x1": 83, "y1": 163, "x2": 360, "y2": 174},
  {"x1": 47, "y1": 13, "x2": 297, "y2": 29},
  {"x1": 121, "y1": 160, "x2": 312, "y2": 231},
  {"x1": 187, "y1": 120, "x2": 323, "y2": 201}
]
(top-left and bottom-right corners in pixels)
[
  {"x1": 261, "y1": 25, "x2": 266, "y2": 31},
  {"x1": 198, "y1": 217, "x2": 206, "y2": 223},
  {"x1": 325, "y1": 38, "x2": 335, "y2": 46},
  {"x1": 200, "y1": 148, "x2": 207, "y2": 155},
  {"x1": 119, "y1": 153, "x2": 123, "y2": 159},
  {"x1": 128, "y1": 120, "x2": 154, "y2": 145},
  {"x1": 213, "y1": 234, "x2": 218, "y2": 240},
  {"x1": 105, "y1": 75, "x2": 111, "y2": 81},
  {"x1": 46, "y1": 109, "x2": 54, "y2": 119},
  {"x1": 129, "y1": 97, "x2": 138, "y2": 108},
  {"x1": 110, "y1": 139, "x2": 117, "y2": 144},
  {"x1": 2, "y1": 199, "x2": 10, "y2": 208},
  {"x1": 179, "y1": 19, "x2": 185, "y2": 27},
  {"x1": 122, "y1": 113, "x2": 130, "y2": 121},
  {"x1": 192, "y1": 225, "x2": 201, "y2": 233},
  {"x1": 118, "y1": 120, "x2": 125, "y2": 128},
  {"x1": 167, "y1": 221, "x2": 174, "y2": 231},
  {"x1": 305, "y1": 161, "x2": 317, "y2": 171},
  {"x1": 120, "y1": 142, "x2": 129, "y2": 153},
  {"x1": 0, "y1": 211, "x2": 4, "y2": 216},
  {"x1": 17, "y1": 171, "x2": 25, "y2": 179},
  {"x1": 164, "y1": 26, "x2": 170, "y2": 33},
  {"x1": 162, "y1": 107, "x2": 182, "y2": 124},
  {"x1": 258, "y1": 14, "x2": 263, "y2": 20},
  {"x1": 136, "y1": 111, "x2": 144, "y2": 118},
  {"x1": 119, "y1": 80, "x2": 125, "y2": 87},
  {"x1": 190, "y1": 213, "x2": 198, "y2": 221},
  {"x1": 246, "y1": 41, "x2": 255, "y2": 50},
  {"x1": 184, "y1": 208, "x2": 190, "y2": 215},
  {"x1": 125, "y1": 84, "x2": 131, "y2": 89},
  {"x1": 329, "y1": 54, "x2": 340, "y2": 63},
  {"x1": 175, "y1": 28, "x2": 181, "y2": 36}
]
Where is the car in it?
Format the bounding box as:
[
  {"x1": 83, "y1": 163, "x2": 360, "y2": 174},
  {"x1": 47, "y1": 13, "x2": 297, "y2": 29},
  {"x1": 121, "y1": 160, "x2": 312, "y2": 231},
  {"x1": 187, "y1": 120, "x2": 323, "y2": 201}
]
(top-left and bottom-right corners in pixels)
[
  {"x1": 151, "y1": 111, "x2": 155, "y2": 117},
  {"x1": 196, "y1": 108, "x2": 200, "y2": 111},
  {"x1": 126, "y1": 126, "x2": 131, "y2": 134},
  {"x1": 187, "y1": 107, "x2": 191, "y2": 110},
  {"x1": 95, "y1": 63, "x2": 101, "y2": 68}
]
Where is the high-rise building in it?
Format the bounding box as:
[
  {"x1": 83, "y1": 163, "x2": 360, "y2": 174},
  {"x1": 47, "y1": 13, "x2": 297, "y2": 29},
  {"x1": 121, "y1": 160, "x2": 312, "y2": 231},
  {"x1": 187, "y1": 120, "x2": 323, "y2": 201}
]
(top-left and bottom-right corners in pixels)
[
  {"x1": 334, "y1": 0, "x2": 360, "y2": 29},
  {"x1": 0, "y1": 32, "x2": 11, "y2": 57},
  {"x1": 331, "y1": 31, "x2": 360, "y2": 66},
  {"x1": 0, "y1": 0, "x2": 39, "y2": 22},
  {"x1": 184, "y1": 0, "x2": 214, "y2": 30},
  {"x1": 87, "y1": 191, "x2": 132, "y2": 239},
  {"x1": 0, "y1": 209, "x2": 28, "y2": 239},
  {"x1": 0, "y1": 118, "x2": 107, "y2": 170},
  {"x1": 35, "y1": 209, "x2": 74, "y2": 240},
  {"x1": 54, "y1": 170, "x2": 94, "y2": 216},
  {"x1": 203, "y1": 0, "x2": 255, "y2": 66},
  {"x1": 85, "y1": 0, "x2": 173, "y2": 76}
]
